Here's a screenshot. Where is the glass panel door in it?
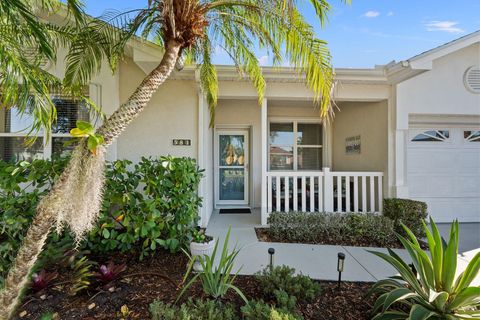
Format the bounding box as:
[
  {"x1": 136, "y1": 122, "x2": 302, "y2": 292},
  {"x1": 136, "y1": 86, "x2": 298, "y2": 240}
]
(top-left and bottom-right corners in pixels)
[{"x1": 216, "y1": 130, "x2": 249, "y2": 205}]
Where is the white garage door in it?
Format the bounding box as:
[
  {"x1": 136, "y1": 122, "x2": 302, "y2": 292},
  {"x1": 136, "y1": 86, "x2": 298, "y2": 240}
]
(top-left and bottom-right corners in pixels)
[{"x1": 407, "y1": 128, "x2": 480, "y2": 222}]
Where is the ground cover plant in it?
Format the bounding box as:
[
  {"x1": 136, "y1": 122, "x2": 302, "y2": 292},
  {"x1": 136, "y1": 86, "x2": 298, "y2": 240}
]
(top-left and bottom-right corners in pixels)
[
  {"x1": 259, "y1": 211, "x2": 400, "y2": 247},
  {"x1": 11, "y1": 249, "x2": 376, "y2": 319},
  {"x1": 369, "y1": 219, "x2": 480, "y2": 319},
  {"x1": 150, "y1": 298, "x2": 237, "y2": 320},
  {"x1": 8, "y1": 229, "x2": 376, "y2": 319}
]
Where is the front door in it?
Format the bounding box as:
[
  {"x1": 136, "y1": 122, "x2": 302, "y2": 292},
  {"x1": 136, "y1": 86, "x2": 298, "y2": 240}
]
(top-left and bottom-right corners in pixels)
[{"x1": 215, "y1": 129, "x2": 249, "y2": 207}]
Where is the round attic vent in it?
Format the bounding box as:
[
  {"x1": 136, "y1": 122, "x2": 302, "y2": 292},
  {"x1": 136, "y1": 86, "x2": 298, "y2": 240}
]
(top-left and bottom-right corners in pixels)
[{"x1": 464, "y1": 66, "x2": 480, "y2": 94}]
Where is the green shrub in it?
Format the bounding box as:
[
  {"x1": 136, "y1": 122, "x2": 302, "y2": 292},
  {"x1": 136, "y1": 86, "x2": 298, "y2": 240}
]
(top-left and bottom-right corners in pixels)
[
  {"x1": 383, "y1": 198, "x2": 428, "y2": 238},
  {"x1": 0, "y1": 157, "x2": 70, "y2": 281},
  {"x1": 256, "y1": 265, "x2": 320, "y2": 310},
  {"x1": 87, "y1": 156, "x2": 203, "y2": 256},
  {"x1": 149, "y1": 299, "x2": 237, "y2": 320},
  {"x1": 267, "y1": 212, "x2": 397, "y2": 247},
  {"x1": 0, "y1": 156, "x2": 202, "y2": 281},
  {"x1": 369, "y1": 219, "x2": 480, "y2": 319},
  {"x1": 241, "y1": 300, "x2": 302, "y2": 320}
]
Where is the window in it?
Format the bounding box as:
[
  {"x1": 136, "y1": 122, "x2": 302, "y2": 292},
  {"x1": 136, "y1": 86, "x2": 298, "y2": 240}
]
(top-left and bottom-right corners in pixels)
[
  {"x1": 0, "y1": 93, "x2": 90, "y2": 162},
  {"x1": 269, "y1": 121, "x2": 323, "y2": 171},
  {"x1": 464, "y1": 130, "x2": 480, "y2": 142},
  {"x1": 411, "y1": 130, "x2": 449, "y2": 142}
]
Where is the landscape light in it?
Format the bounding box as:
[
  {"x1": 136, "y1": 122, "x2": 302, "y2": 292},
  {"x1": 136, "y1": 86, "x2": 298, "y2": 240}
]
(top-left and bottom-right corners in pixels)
[
  {"x1": 268, "y1": 248, "x2": 275, "y2": 272},
  {"x1": 337, "y1": 252, "x2": 346, "y2": 288}
]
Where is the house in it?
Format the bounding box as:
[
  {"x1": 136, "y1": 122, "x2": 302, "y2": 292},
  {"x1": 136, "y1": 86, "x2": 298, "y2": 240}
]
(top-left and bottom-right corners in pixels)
[{"x1": 1, "y1": 21, "x2": 479, "y2": 225}]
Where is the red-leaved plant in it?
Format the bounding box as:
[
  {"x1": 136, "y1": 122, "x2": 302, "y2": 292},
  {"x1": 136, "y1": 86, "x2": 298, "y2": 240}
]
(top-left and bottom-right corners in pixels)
[
  {"x1": 31, "y1": 270, "x2": 58, "y2": 292},
  {"x1": 94, "y1": 261, "x2": 127, "y2": 288}
]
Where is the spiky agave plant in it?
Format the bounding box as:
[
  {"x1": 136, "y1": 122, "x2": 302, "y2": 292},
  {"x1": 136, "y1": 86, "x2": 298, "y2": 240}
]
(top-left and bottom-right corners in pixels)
[
  {"x1": 368, "y1": 219, "x2": 480, "y2": 320},
  {"x1": 1, "y1": 0, "x2": 348, "y2": 318}
]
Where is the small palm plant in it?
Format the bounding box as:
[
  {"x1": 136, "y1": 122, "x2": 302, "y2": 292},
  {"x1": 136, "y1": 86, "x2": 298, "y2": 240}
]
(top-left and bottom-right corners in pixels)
[
  {"x1": 178, "y1": 227, "x2": 247, "y2": 303},
  {"x1": 368, "y1": 218, "x2": 480, "y2": 319}
]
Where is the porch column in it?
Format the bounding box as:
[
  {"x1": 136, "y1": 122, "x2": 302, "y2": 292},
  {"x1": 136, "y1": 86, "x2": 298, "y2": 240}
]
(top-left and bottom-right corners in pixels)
[
  {"x1": 261, "y1": 98, "x2": 268, "y2": 225},
  {"x1": 197, "y1": 91, "x2": 206, "y2": 226},
  {"x1": 197, "y1": 90, "x2": 214, "y2": 227},
  {"x1": 395, "y1": 129, "x2": 409, "y2": 198}
]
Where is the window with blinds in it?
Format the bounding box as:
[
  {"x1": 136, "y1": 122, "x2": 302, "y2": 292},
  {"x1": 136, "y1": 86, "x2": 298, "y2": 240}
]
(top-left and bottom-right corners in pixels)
[
  {"x1": 269, "y1": 121, "x2": 323, "y2": 171},
  {"x1": 0, "y1": 91, "x2": 90, "y2": 162},
  {"x1": 51, "y1": 95, "x2": 90, "y2": 134}
]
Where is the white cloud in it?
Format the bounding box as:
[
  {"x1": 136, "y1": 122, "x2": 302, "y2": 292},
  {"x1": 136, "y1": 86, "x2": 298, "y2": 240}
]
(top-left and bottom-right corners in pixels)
[
  {"x1": 364, "y1": 11, "x2": 380, "y2": 18},
  {"x1": 387, "y1": 11, "x2": 394, "y2": 16},
  {"x1": 258, "y1": 55, "x2": 269, "y2": 66},
  {"x1": 425, "y1": 21, "x2": 464, "y2": 33}
]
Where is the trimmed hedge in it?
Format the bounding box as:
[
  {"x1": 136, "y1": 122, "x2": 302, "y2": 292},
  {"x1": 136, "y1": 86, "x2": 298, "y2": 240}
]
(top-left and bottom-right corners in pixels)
[
  {"x1": 267, "y1": 212, "x2": 397, "y2": 247},
  {"x1": 149, "y1": 299, "x2": 237, "y2": 320},
  {"x1": 383, "y1": 198, "x2": 428, "y2": 238}
]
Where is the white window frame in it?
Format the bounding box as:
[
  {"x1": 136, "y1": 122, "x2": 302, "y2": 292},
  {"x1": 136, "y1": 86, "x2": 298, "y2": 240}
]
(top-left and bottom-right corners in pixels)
[
  {"x1": 268, "y1": 118, "x2": 324, "y2": 171},
  {"x1": 463, "y1": 129, "x2": 480, "y2": 143}
]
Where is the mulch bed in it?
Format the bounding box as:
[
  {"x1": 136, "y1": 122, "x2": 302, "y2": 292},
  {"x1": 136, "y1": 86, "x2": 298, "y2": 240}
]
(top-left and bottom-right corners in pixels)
[
  {"x1": 14, "y1": 250, "x2": 376, "y2": 320},
  {"x1": 255, "y1": 228, "x2": 428, "y2": 249}
]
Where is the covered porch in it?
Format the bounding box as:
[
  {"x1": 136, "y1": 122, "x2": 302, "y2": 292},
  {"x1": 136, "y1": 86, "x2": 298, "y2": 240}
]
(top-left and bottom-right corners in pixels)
[
  {"x1": 197, "y1": 67, "x2": 393, "y2": 227},
  {"x1": 258, "y1": 97, "x2": 389, "y2": 224}
]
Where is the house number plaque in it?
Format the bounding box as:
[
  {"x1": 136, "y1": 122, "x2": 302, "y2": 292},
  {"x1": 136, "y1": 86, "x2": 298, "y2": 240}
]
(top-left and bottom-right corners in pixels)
[{"x1": 172, "y1": 139, "x2": 191, "y2": 146}]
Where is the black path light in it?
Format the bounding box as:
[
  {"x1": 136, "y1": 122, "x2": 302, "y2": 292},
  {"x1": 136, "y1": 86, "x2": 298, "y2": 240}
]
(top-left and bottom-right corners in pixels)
[
  {"x1": 268, "y1": 248, "x2": 275, "y2": 272},
  {"x1": 337, "y1": 252, "x2": 346, "y2": 289}
]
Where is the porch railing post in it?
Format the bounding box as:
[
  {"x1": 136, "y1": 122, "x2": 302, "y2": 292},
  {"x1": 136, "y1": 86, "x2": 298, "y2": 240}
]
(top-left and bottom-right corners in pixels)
[{"x1": 323, "y1": 167, "x2": 334, "y2": 212}]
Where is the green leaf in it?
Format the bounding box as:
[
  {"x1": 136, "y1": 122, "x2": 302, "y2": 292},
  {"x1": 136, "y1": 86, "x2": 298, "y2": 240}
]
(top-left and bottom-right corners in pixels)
[
  {"x1": 70, "y1": 128, "x2": 89, "y2": 137},
  {"x1": 371, "y1": 310, "x2": 408, "y2": 320},
  {"x1": 428, "y1": 290, "x2": 449, "y2": 311},
  {"x1": 448, "y1": 287, "x2": 480, "y2": 310},
  {"x1": 382, "y1": 288, "x2": 417, "y2": 312},
  {"x1": 76, "y1": 120, "x2": 94, "y2": 133},
  {"x1": 409, "y1": 304, "x2": 437, "y2": 320},
  {"x1": 442, "y1": 221, "x2": 458, "y2": 292},
  {"x1": 454, "y1": 251, "x2": 480, "y2": 293},
  {"x1": 102, "y1": 228, "x2": 110, "y2": 239}
]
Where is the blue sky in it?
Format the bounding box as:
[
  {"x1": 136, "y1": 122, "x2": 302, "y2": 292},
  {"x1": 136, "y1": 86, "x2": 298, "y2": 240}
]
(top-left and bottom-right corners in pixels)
[{"x1": 80, "y1": 0, "x2": 479, "y2": 68}]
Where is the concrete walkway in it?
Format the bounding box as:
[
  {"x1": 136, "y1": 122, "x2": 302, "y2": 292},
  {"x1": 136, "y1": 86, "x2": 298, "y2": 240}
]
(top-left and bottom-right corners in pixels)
[{"x1": 207, "y1": 210, "x2": 480, "y2": 285}]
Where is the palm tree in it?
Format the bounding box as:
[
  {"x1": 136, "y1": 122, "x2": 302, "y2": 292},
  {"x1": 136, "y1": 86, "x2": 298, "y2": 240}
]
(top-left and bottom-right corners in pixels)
[
  {"x1": 0, "y1": 1, "x2": 117, "y2": 318},
  {"x1": 0, "y1": 0, "x2": 347, "y2": 318},
  {"x1": 0, "y1": 0, "x2": 88, "y2": 137}
]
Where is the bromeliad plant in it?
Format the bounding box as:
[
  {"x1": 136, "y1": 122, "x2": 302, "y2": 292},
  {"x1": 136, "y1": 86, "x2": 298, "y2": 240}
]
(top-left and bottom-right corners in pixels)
[
  {"x1": 30, "y1": 270, "x2": 58, "y2": 293},
  {"x1": 368, "y1": 218, "x2": 480, "y2": 320},
  {"x1": 94, "y1": 261, "x2": 127, "y2": 289},
  {"x1": 178, "y1": 227, "x2": 247, "y2": 303}
]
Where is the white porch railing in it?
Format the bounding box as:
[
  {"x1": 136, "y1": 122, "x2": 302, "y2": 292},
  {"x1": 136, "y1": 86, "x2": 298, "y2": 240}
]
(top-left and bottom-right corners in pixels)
[{"x1": 266, "y1": 168, "x2": 384, "y2": 214}]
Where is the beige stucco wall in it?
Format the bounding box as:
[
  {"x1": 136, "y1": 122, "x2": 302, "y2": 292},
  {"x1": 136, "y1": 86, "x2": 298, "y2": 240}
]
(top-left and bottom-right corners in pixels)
[
  {"x1": 397, "y1": 43, "x2": 480, "y2": 130},
  {"x1": 115, "y1": 58, "x2": 198, "y2": 162},
  {"x1": 332, "y1": 101, "x2": 388, "y2": 173},
  {"x1": 268, "y1": 100, "x2": 320, "y2": 118},
  {"x1": 215, "y1": 99, "x2": 262, "y2": 208}
]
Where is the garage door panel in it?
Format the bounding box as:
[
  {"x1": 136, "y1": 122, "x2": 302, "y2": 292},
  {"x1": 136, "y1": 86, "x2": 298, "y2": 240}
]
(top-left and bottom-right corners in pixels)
[
  {"x1": 408, "y1": 175, "x2": 454, "y2": 197},
  {"x1": 457, "y1": 176, "x2": 480, "y2": 196},
  {"x1": 408, "y1": 151, "x2": 455, "y2": 173},
  {"x1": 412, "y1": 197, "x2": 480, "y2": 223},
  {"x1": 457, "y1": 151, "x2": 480, "y2": 173},
  {"x1": 408, "y1": 127, "x2": 480, "y2": 222}
]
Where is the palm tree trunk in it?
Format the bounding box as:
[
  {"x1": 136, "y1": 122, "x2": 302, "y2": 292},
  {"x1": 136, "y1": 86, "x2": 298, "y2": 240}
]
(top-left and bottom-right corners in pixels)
[
  {"x1": 0, "y1": 39, "x2": 182, "y2": 320},
  {"x1": 98, "y1": 39, "x2": 182, "y2": 145}
]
